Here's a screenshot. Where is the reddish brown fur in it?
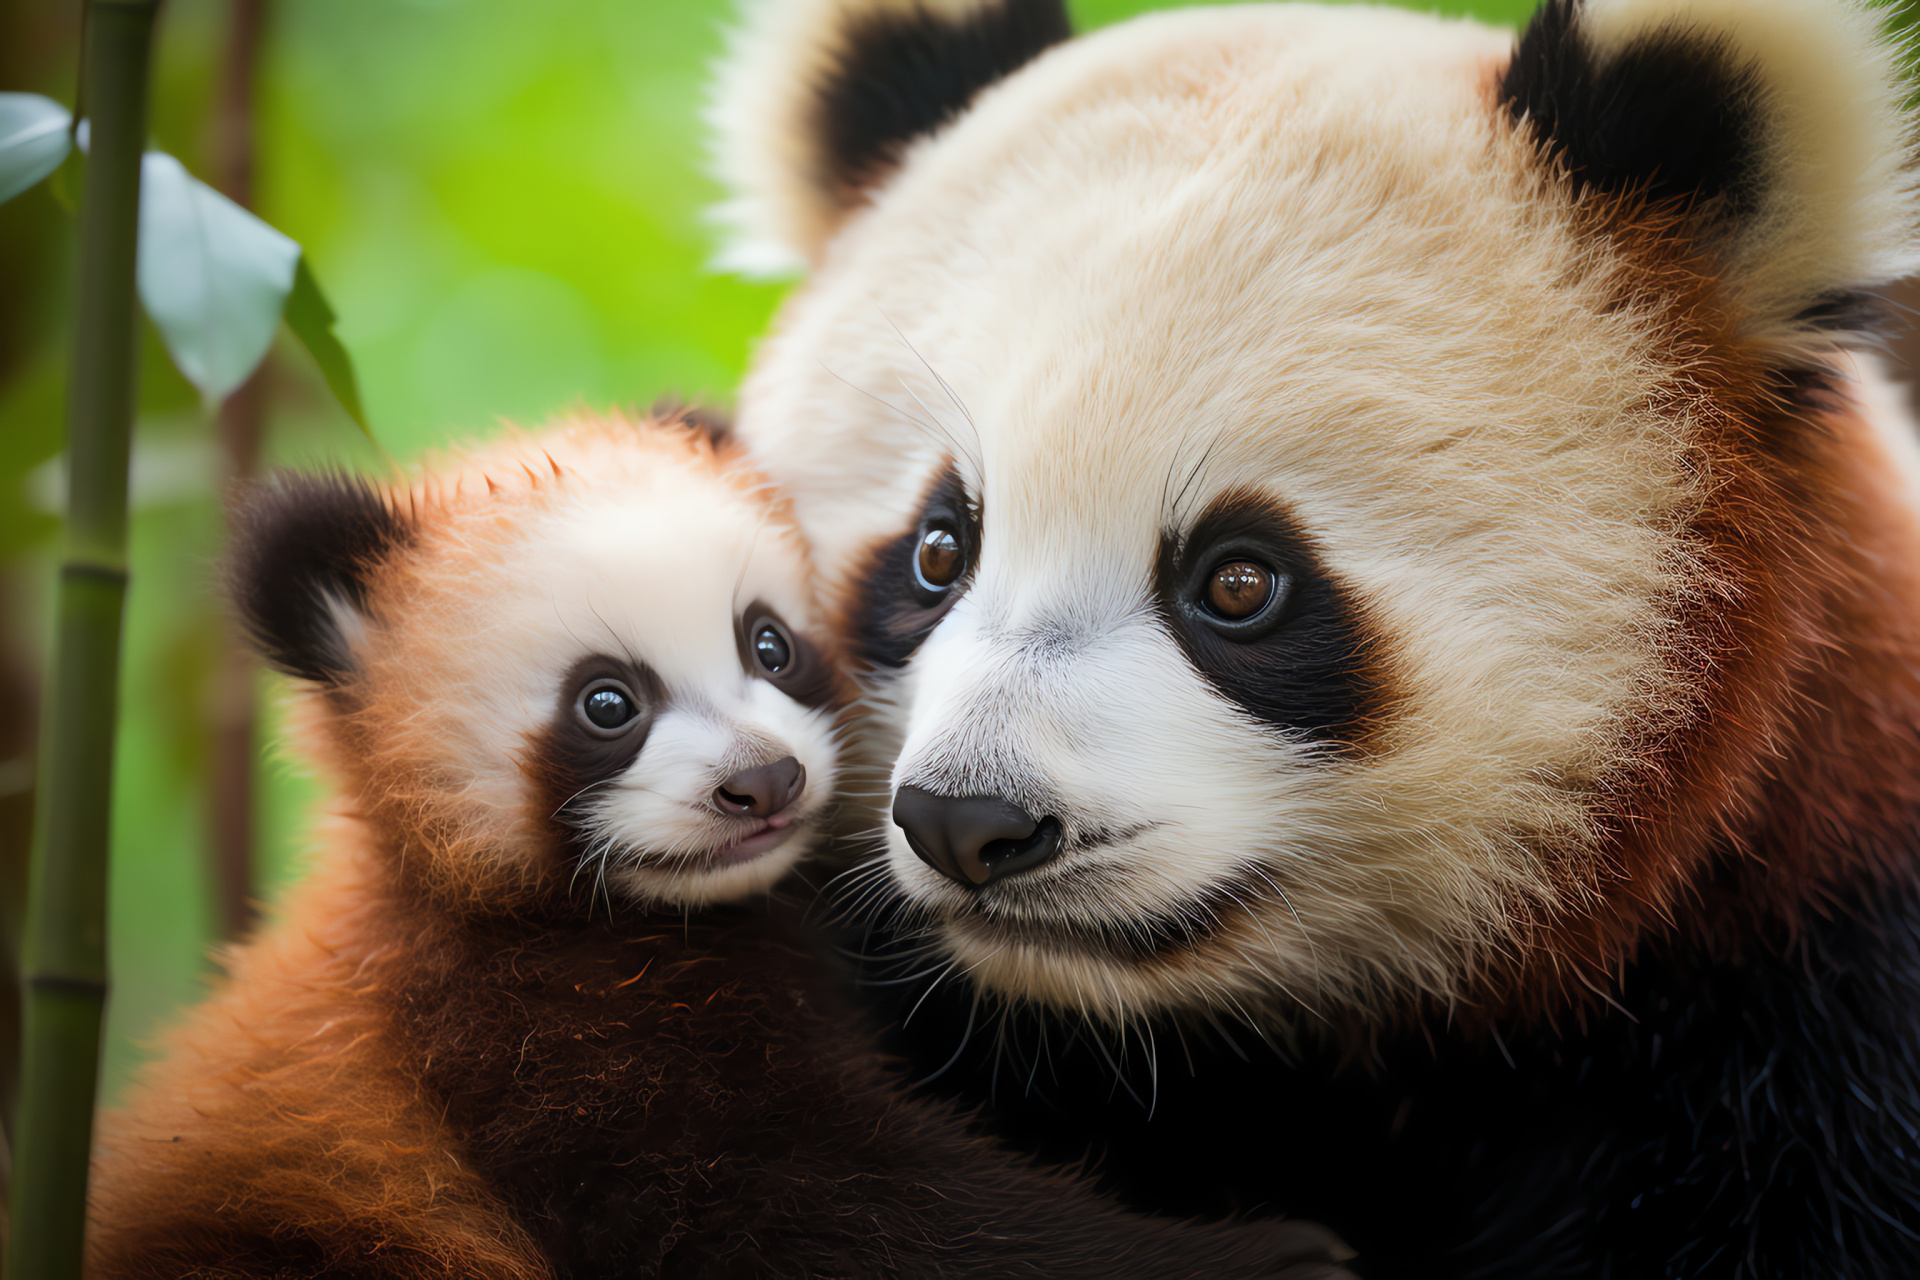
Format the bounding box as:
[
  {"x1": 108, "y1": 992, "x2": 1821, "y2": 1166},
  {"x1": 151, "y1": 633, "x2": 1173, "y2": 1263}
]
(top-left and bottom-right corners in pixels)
[
  {"x1": 86, "y1": 826, "x2": 549, "y2": 1280},
  {"x1": 1468, "y1": 188, "x2": 1920, "y2": 1027},
  {"x1": 88, "y1": 815, "x2": 1350, "y2": 1279}
]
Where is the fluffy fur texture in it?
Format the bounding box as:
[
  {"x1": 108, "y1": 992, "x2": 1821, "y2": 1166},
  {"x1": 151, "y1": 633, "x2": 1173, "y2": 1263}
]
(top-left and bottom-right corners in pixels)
[
  {"x1": 86, "y1": 413, "x2": 1353, "y2": 1280},
  {"x1": 712, "y1": 0, "x2": 1920, "y2": 1271},
  {"x1": 707, "y1": 0, "x2": 1070, "y2": 275}
]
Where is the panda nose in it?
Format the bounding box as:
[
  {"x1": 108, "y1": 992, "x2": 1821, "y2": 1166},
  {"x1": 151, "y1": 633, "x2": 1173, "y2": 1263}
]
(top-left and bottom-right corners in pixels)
[
  {"x1": 713, "y1": 756, "x2": 805, "y2": 817},
  {"x1": 891, "y1": 786, "x2": 1063, "y2": 887}
]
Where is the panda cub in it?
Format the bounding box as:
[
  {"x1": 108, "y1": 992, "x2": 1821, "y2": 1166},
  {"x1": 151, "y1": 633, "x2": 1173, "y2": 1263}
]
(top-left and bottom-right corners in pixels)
[{"x1": 85, "y1": 413, "x2": 1351, "y2": 1280}]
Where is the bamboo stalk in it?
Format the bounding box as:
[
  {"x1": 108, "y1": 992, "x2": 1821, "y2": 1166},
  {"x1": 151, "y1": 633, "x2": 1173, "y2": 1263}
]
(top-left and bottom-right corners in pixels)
[
  {"x1": 208, "y1": 0, "x2": 270, "y2": 941},
  {"x1": 7, "y1": 3, "x2": 160, "y2": 1277}
]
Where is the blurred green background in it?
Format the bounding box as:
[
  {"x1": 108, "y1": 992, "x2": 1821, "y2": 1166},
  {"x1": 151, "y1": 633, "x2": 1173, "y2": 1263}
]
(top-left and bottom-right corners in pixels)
[{"x1": 0, "y1": 0, "x2": 1743, "y2": 1121}]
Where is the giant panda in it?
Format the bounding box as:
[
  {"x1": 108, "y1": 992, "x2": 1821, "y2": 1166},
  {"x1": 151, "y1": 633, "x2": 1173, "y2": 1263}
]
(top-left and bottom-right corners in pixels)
[{"x1": 710, "y1": 0, "x2": 1920, "y2": 1274}]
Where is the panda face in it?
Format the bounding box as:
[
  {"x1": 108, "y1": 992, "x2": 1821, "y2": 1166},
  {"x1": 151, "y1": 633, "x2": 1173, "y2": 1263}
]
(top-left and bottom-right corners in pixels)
[
  {"x1": 498, "y1": 489, "x2": 842, "y2": 908},
  {"x1": 730, "y1": 7, "x2": 1697, "y2": 1018},
  {"x1": 727, "y1": 0, "x2": 1920, "y2": 1023},
  {"x1": 324, "y1": 422, "x2": 846, "y2": 910}
]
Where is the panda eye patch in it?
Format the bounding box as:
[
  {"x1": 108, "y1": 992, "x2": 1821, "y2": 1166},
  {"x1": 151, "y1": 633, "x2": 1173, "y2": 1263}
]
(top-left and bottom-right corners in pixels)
[
  {"x1": 541, "y1": 656, "x2": 660, "y2": 849},
  {"x1": 578, "y1": 680, "x2": 641, "y2": 736},
  {"x1": 847, "y1": 465, "x2": 978, "y2": 670},
  {"x1": 1154, "y1": 491, "x2": 1381, "y2": 748}
]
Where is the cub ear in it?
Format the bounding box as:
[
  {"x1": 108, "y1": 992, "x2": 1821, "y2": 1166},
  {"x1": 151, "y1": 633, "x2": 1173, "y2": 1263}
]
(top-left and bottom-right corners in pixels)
[
  {"x1": 225, "y1": 472, "x2": 413, "y2": 687},
  {"x1": 707, "y1": 0, "x2": 1071, "y2": 276},
  {"x1": 1500, "y1": 0, "x2": 1920, "y2": 338}
]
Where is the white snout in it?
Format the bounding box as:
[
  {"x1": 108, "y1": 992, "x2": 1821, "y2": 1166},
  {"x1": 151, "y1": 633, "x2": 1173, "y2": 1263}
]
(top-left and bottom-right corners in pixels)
[{"x1": 590, "y1": 692, "x2": 838, "y2": 907}]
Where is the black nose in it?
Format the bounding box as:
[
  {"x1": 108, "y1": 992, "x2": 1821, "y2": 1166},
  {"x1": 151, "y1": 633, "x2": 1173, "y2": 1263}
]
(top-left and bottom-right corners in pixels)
[
  {"x1": 714, "y1": 756, "x2": 805, "y2": 816},
  {"x1": 892, "y1": 786, "x2": 1064, "y2": 887}
]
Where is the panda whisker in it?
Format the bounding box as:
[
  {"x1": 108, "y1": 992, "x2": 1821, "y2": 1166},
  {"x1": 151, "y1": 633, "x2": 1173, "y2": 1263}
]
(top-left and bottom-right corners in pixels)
[
  {"x1": 902, "y1": 955, "x2": 966, "y2": 1027},
  {"x1": 816, "y1": 854, "x2": 890, "y2": 899},
  {"x1": 884, "y1": 310, "x2": 976, "y2": 436},
  {"x1": 819, "y1": 359, "x2": 942, "y2": 442},
  {"x1": 1139, "y1": 1016, "x2": 1163, "y2": 1119},
  {"x1": 1019, "y1": 1016, "x2": 1044, "y2": 1100},
  {"x1": 848, "y1": 870, "x2": 915, "y2": 923},
  {"x1": 1084, "y1": 1011, "x2": 1147, "y2": 1110},
  {"x1": 816, "y1": 858, "x2": 903, "y2": 928},
  {"x1": 1171, "y1": 1018, "x2": 1199, "y2": 1079},
  {"x1": 731, "y1": 501, "x2": 782, "y2": 610},
  {"x1": 593, "y1": 850, "x2": 615, "y2": 921},
  {"x1": 882, "y1": 311, "x2": 985, "y2": 479},
  {"x1": 1239, "y1": 863, "x2": 1320, "y2": 963},
  {"x1": 897, "y1": 376, "x2": 957, "y2": 452},
  {"x1": 1167, "y1": 418, "x2": 1234, "y2": 528},
  {"x1": 915, "y1": 985, "x2": 984, "y2": 1088}
]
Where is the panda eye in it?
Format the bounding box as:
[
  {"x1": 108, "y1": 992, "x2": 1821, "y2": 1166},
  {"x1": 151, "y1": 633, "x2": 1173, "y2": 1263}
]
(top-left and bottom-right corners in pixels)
[
  {"x1": 577, "y1": 680, "x2": 640, "y2": 737},
  {"x1": 739, "y1": 604, "x2": 836, "y2": 707},
  {"x1": 851, "y1": 465, "x2": 976, "y2": 668},
  {"x1": 1204, "y1": 559, "x2": 1276, "y2": 621},
  {"x1": 914, "y1": 523, "x2": 965, "y2": 592},
  {"x1": 753, "y1": 620, "x2": 793, "y2": 674}
]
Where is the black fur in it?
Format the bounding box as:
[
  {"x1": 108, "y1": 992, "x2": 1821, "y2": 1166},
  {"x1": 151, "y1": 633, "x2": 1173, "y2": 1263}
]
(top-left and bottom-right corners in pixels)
[
  {"x1": 530, "y1": 654, "x2": 664, "y2": 854},
  {"x1": 225, "y1": 472, "x2": 413, "y2": 686},
  {"x1": 389, "y1": 893, "x2": 1357, "y2": 1279},
  {"x1": 649, "y1": 396, "x2": 733, "y2": 450},
  {"x1": 1797, "y1": 291, "x2": 1890, "y2": 337},
  {"x1": 817, "y1": 0, "x2": 1071, "y2": 197},
  {"x1": 1499, "y1": 0, "x2": 1764, "y2": 214},
  {"x1": 848, "y1": 465, "x2": 976, "y2": 670},
  {"x1": 860, "y1": 865, "x2": 1920, "y2": 1278},
  {"x1": 1154, "y1": 491, "x2": 1383, "y2": 749}
]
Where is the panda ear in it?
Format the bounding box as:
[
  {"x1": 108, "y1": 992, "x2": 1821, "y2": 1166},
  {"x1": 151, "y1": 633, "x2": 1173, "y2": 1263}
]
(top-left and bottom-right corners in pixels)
[
  {"x1": 226, "y1": 472, "x2": 414, "y2": 688},
  {"x1": 1500, "y1": 0, "x2": 1920, "y2": 336},
  {"x1": 707, "y1": 0, "x2": 1071, "y2": 276}
]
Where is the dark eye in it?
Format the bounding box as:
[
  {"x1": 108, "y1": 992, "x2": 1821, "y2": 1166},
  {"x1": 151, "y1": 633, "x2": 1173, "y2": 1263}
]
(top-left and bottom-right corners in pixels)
[
  {"x1": 1204, "y1": 559, "x2": 1275, "y2": 621},
  {"x1": 739, "y1": 603, "x2": 838, "y2": 707},
  {"x1": 577, "y1": 680, "x2": 640, "y2": 736},
  {"x1": 753, "y1": 621, "x2": 793, "y2": 674},
  {"x1": 914, "y1": 522, "x2": 965, "y2": 592}
]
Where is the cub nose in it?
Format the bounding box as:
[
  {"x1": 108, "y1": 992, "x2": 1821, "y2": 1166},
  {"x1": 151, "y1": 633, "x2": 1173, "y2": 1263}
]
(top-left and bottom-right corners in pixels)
[
  {"x1": 891, "y1": 786, "x2": 1063, "y2": 887},
  {"x1": 713, "y1": 756, "x2": 805, "y2": 817}
]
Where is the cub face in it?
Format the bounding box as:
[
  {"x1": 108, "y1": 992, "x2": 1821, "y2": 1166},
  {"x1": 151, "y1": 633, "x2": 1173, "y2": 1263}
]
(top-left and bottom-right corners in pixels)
[
  {"x1": 716, "y1": 0, "x2": 1920, "y2": 1023},
  {"x1": 231, "y1": 416, "x2": 844, "y2": 908}
]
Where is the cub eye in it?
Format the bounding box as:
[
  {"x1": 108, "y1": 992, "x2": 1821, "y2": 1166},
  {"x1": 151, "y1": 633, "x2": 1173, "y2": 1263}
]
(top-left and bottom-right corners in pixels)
[
  {"x1": 1205, "y1": 559, "x2": 1276, "y2": 621},
  {"x1": 914, "y1": 523, "x2": 965, "y2": 592},
  {"x1": 578, "y1": 680, "x2": 640, "y2": 736},
  {"x1": 752, "y1": 620, "x2": 794, "y2": 675}
]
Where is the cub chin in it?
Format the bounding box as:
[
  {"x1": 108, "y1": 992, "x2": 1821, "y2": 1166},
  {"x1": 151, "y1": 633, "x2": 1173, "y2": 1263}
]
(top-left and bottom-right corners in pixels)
[{"x1": 85, "y1": 411, "x2": 1351, "y2": 1280}]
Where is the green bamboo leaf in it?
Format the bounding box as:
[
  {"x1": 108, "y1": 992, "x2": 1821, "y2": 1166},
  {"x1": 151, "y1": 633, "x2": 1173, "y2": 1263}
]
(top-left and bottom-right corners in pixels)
[
  {"x1": 136, "y1": 150, "x2": 299, "y2": 403},
  {"x1": 0, "y1": 93, "x2": 73, "y2": 205},
  {"x1": 284, "y1": 255, "x2": 376, "y2": 445}
]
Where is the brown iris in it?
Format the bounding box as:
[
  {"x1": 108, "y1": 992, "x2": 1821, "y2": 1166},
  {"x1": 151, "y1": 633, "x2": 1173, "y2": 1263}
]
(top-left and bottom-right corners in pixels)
[
  {"x1": 916, "y1": 524, "x2": 964, "y2": 589},
  {"x1": 1206, "y1": 559, "x2": 1273, "y2": 620}
]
